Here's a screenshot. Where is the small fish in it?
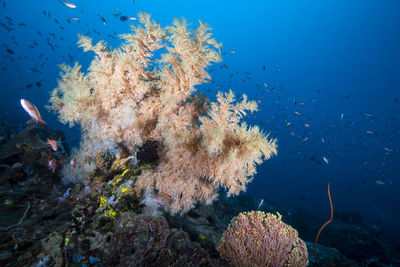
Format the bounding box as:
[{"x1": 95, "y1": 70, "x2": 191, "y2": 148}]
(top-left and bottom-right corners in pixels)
[
  {"x1": 6, "y1": 48, "x2": 14, "y2": 54},
  {"x1": 285, "y1": 121, "x2": 291, "y2": 127},
  {"x1": 323, "y1": 156, "x2": 329, "y2": 164},
  {"x1": 303, "y1": 123, "x2": 310, "y2": 127},
  {"x1": 61, "y1": 1, "x2": 76, "y2": 8},
  {"x1": 341, "y1": 113, "x2": 344, "y2": 120},
  {"x1": 294, "y1": 111, "x2": 303, "y2": 116},
  {"x1": 342, "y1": 95, "x2": 352, "y2": 99},
  {"x1": 321, "y1": 137, "x2": 325, "y2": 144},
  {"x1": 120, "y1": 15, "x2": 136, "y2": 21},
  {"x1": 98, "y1": 14, "x2": 107, "y2": 25},
  {"x1": 366, "y1": 130, "x2": 376, "y2": 135},
  {"x1": 374, "y1": 180, "x2": 385, "y2": 185},
  {"x1": 67, "y1": 16, "x2": 80, "y2": 23},
  {"x1": 257, "y1": 198, "x2": 264, "y2": 210},
  {"x1": 289, "y1": 131, "x2": 295, "y2": 136},
  {"x1": 113, "y1": 8, "x2": 121, "y2": 17},
  {"x1": 70, "y1": 158, "x2": 77, "y2": 169},
  {"x1": 153, "y1": 192, "x2": 172, "y2": 206},
  {"x1": 20, "y1": 99, "x2": 46, "y2": 125},
  {"x1": 229, "y1": 49, "x2": 236, "y2": 54},
  {"x1": 29, "y1": 67, "x2": 42, "y2": 73},
  {"x1": 384, "y1": 147, "x2": 393, "y2": 152},
  {"x1": 301, "y1": 137, "x2": 309, "y2": 142},
  {"x1": 47, "y1": 139, "x2": 58, "y2": 151},
  {"x1": 257, "y1": 99, "x2": 262, "y2": 104},
  {"x1": 48, "y1": 159, "x2": 57, "y2": 173},
  {"x1": 263, "y1": 82, "x2": 268, "y2": 87}
]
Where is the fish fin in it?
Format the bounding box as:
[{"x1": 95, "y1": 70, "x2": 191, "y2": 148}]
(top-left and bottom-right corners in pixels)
[{"x1": 26, "y1": 119, "x2": 34, "y2": 124}]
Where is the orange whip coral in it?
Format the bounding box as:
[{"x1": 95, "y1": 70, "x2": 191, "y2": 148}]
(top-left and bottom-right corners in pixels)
[{"x1": 314, "y1": 182, "x2": 333, "y2": 264}]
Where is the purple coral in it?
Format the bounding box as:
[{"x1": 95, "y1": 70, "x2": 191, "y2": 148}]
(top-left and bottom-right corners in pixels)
[{"x1": 217, "y1": 211, "x2": 308, "y2": 267}]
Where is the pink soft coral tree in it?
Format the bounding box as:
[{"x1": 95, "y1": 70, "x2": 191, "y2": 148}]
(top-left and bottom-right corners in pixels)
[
  {"x1": 48, "y1": 12, "x2": 277, "y2": 215},
  {"x1": 217, "y1": 211, "x2": 309, "y2": 267}
]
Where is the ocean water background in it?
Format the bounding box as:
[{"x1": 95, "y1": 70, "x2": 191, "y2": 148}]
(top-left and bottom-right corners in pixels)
[{"x1": 1, "y1": 0, "x2": 399, "y2": 245}]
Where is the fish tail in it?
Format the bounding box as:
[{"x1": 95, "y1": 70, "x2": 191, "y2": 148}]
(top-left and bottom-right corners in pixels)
[{"x1": 36, "y1": 119, "x2": 46, "y2": 125}]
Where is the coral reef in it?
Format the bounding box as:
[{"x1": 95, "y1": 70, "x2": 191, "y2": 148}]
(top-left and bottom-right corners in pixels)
[
  {"x1": 48, "y1": 12, "x2": 277, "y2": 214},
  {"x1": 217, "y1": 211, "x2": 309, "y2": 267},
  {"x1": 0, "y1": 122, "x2": 395, "y2": 266}
]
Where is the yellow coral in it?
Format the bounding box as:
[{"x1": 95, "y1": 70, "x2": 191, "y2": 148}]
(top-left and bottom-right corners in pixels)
[
  {"x1": 121, "y1": 169, "x2": 130, "y2": 177},
  {"x1": 98, "y1": 196, "x2": 107, "y2": 209},
  {"x1": 104, "y1": 208, "x2": 117, "y2": 218}
]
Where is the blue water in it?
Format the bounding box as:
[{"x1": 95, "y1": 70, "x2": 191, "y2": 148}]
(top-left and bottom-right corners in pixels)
[{"x1": 1, "y1": 0, "x2": 399, "y2": 245}]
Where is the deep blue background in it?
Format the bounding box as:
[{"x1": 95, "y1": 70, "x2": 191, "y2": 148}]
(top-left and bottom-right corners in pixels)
[{"x1": 1, "y1": 0, "x2": 399, "y2": 242}]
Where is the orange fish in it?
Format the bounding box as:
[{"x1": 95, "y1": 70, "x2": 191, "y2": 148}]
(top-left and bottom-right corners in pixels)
[
  {"x1": 153, "y1": 192, "x2": 172, "y2": 206},
  {"x1": 47, "y1": 139, "x2": 58, "y2": 151}
]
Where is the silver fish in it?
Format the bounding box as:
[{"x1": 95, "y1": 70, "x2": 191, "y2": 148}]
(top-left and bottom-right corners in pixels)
[
  {"x1": 20, "y1": 99, "x2": 45, "y2": 125},
  {"x1": 61, "y1": 1, "x2": 76, "y2": 8},
  {"x1": 257, "y1": 198, "x2": 264, "y2": 210}
]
